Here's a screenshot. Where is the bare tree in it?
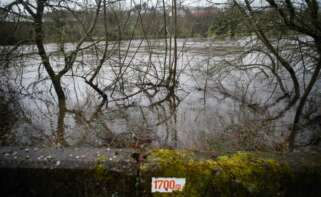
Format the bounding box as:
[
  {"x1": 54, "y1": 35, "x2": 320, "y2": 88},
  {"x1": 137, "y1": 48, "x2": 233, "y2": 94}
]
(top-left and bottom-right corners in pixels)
[
  {"x1": 226, "y1": 0, "x2": 321, "y2": 151},
  {"x1": 4, "y1": 0, "x2": 104, "y2": 144}
]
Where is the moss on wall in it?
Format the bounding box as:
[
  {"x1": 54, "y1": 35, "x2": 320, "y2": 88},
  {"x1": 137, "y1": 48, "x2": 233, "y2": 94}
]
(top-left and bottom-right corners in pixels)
[
  {"x1": 141, "y1": 149, "x2": 321, "y2": 197},
  {"x1": 94, "y1": 155, "x2": 109, "y2": 180}
]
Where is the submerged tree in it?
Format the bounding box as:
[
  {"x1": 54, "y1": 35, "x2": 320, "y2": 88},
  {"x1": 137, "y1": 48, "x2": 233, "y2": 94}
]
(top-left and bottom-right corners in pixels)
[
  {"x1": 1, "y1": 0, "x2": 181, "y2": 147},
  {"x1": 3, "y1": 0, "x2": 108, "y2": 144},
  {"x1": 224, "y1": 0, "x2": 321, "y2": 151}
]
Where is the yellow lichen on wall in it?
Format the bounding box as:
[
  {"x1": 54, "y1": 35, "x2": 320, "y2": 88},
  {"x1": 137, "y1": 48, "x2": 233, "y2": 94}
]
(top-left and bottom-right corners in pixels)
[
  {"x1": 141, "y1": 149, "x2": 292, "y2": 197},
  {"x1": 94, "y1": 155, "x2": 109, "y2": 180}
]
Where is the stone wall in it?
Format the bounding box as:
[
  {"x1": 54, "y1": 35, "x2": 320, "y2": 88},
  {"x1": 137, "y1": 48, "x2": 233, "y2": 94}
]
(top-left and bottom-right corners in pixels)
[{"x1": 1, "y1": 147, "x2": 321, "y2": 197}]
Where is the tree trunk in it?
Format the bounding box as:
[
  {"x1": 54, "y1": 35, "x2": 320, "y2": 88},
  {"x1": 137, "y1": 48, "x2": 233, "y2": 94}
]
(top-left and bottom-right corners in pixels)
[
  {"x1": 33, "y1": 1, "x2": 67, "y2": 145},
  {"x1": 289, "y1": 38, "x2": 321, "y2": 151}
]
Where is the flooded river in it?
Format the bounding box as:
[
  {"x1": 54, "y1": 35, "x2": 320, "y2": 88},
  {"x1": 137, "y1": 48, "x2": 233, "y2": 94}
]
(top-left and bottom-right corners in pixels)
[{"x1": 0, "y1": 38, "x2": 295, "y2": 151}]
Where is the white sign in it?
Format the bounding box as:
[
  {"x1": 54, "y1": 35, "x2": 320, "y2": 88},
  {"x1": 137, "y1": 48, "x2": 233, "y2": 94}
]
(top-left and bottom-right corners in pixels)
[{"x1": 151, "y1": 177, "x2": 186, "y2": 193}]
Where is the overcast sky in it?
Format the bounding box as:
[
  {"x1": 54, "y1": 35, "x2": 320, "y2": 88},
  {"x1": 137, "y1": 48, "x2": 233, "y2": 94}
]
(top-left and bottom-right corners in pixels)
[{"x1": 0, "y1": 0, "x2": 229, "y2": 8}]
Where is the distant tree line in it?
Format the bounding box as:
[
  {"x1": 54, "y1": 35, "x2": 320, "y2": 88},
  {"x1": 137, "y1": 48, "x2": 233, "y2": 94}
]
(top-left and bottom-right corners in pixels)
[{"x1": 0, "y1": 5, "x2": 233, "y2": 45}]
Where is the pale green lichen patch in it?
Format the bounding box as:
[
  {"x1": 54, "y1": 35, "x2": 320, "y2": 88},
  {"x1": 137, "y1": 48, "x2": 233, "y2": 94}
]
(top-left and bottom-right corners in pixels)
[
  {"x1": 214, "y1": 152, "x2": 291, "y2": 196},
  {"x1": 94, "y1": 155, "x2": 109, "y2": 180},
  {"x1": 141, "y1": 149, "x2": 292, "y2": 197}
]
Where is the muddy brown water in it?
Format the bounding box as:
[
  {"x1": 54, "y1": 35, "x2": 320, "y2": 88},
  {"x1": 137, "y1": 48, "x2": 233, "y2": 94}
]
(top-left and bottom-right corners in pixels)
[{"x1": 0, "y1": 38, "x2": 296, "y2": 151}]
